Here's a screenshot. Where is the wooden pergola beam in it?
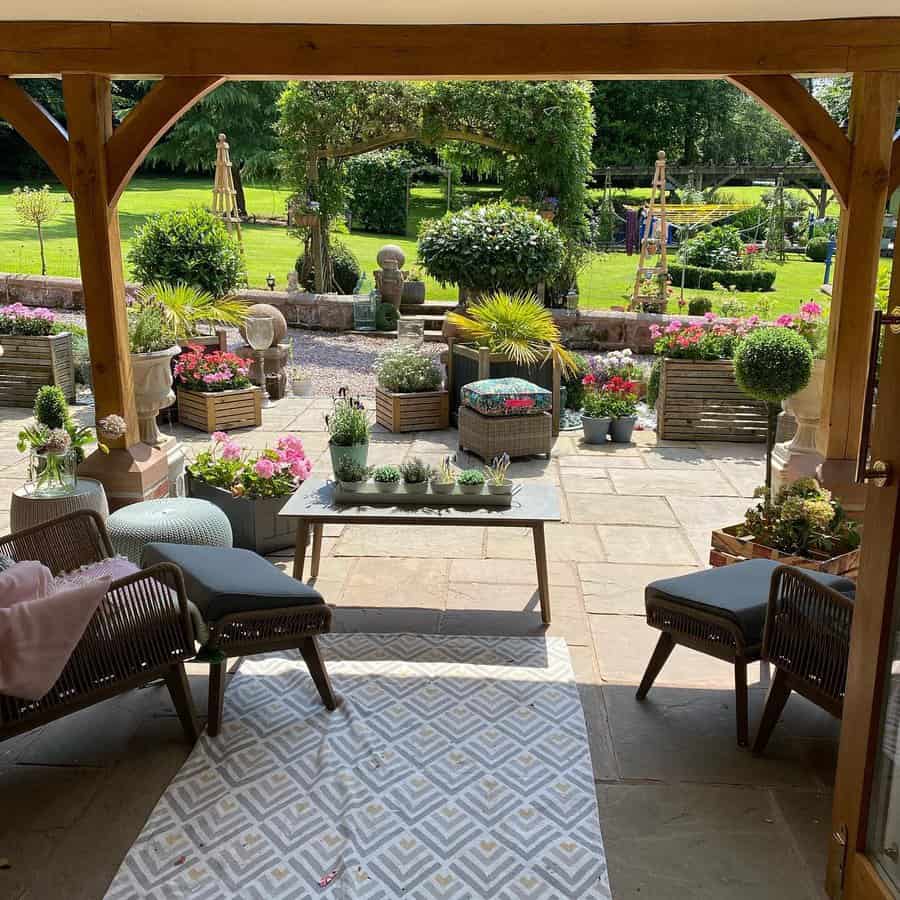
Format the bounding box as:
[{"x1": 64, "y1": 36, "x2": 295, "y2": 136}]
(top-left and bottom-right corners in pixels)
[
  {"x1": 0, "y1": 76, "x2": 71, "y2": 191},
  {"x1": 106, "y1": 75, "x2": 224, "y2": 206},
  {"x1": 0, "y1": 19, "x2": 900, "y2": 77},
  {"x1": 890, "y1": 136, "x2": 900, "y2": 197},
  {"x1": 728, "y1": 75, "x2": 851, "y2": 208}
]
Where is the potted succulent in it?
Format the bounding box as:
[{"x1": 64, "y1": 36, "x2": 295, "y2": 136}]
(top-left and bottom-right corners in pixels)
[
  {"x1": 484, "y1": 452, "x2": 513, "y2": 495},
  {"x1": 334, "y1": 456, "x2": 369, "y2": 488},
  {"x1": 129, "y1": 297, "x2": 181, "y2": 445},
  {"x1": 431, "y1": 456, "x2": 457, "y2": 495},
  {"x1": 326, "y1": 388, "x2": 370, "y2": 472},
  {"x1": 372, "y1": 464, "x2": 401, "y2": 493},
  {"x1": 400, "y1": 457, "x2": 433, "y2": 495},
  {"x1": 457, "y1": 468, "x2": 485, "y2": 495},
  {"x1": 187, "y1": 431, "x2": 312, "y2": 553},
  {"x1": 373, "y1": 346, "x2": 448, "y2": 432}
]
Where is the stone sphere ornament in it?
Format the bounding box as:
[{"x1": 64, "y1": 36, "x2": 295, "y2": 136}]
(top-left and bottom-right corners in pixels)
[
  {"x1": 239, "y1": 303, "x2": 287, "y2": 347},
  {"x1": 376, "y1": 244, "x2": 406, "y2": 270}
]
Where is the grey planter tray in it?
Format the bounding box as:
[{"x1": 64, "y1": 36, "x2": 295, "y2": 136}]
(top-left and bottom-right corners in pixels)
[{"x1": 332, "y1": 481, "x2": 513, "y2": 508}]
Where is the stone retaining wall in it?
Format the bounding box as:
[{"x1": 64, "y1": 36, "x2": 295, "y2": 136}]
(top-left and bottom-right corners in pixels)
[{"x1": 1, "y1": 273, "x2": 706, "y2": 352}]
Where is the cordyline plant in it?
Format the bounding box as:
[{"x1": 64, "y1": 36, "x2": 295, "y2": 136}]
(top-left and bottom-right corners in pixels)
[{"x1": 136, "y1": 282, "x2": 248, "y2": 343}]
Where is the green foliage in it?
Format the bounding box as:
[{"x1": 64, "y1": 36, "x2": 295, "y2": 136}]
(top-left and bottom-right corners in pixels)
[
  {"x1": 744, "y1": 477, "x2": 859, "y2": 557},
  {"x1": 372, "y1": 464, "x2": 401, "y2": 483},
  {"x1": 646, "y1": 358, "x2": 662, "y2": 408},
  {"x1": 128, "y1": 301, "x2": 176, "y2": 354},
  {"x1": 457, "y1": 468, "x2": 485, "y2": 486},
  {"x1": 668, "y1": 263, "x2": 777, "y2": 292},
  {"x1": 296, "y1": 241, "x2": 361, "y2": 295},
  {"x1": 34, "y1": 385, "x2": 69, "y2": 430},
  {"x1": 373, "y1": 346, "x2": 442, "y2": 393},
  {"x1": 582, "y1": 391, "x2": 617, "y2": 418},
  {"x1": 400, "y1": 457, "x2": 434, "y2": 484},
  {"x1": 418, "y1": 203, "x2": 564, "y2": 295},
  {"x1": 679, "y1": 226, "x2": 744, "y2": 270},
  {"x1": 137, "y1": 281, "x2": 247, "y2": 342},
  {"x1": 375, "y1": 303, "x2": 399, "y2": 332},
  {"x1": 346, "y1": 149, "x2": 413, "y2": 235},
  {"x1": 325, "y1": 394, "x2": 370, "y2": 446},
  {"x1": 563, "y1": 353, "x2": 589, "y2": 410},
  {"x1": 805, "y1": 236, "x2": 831, "y2": 262},
  {"x1": 727, "y1": 204, "x2": 769, "y2": 238},
  {"x1": 446, "y1": 292, "x2": 577, "y2": 375},
  {"x1": 734, "y1": 327, "x2": 812, "y2": 403},
  {"x1": 687, "y1": 296, "x2": 713, "y2": 317},
  {"x1": 128, "y1": 207, "x2": 246, "y2": 297},
  {"x1": 334, "y1": 457, "x2": 369, "y2": 483}
]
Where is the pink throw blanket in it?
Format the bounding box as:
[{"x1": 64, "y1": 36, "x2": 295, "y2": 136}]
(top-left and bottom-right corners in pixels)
[{"x1": 0, "y1": 561, "x2": 111, "y2": 701}]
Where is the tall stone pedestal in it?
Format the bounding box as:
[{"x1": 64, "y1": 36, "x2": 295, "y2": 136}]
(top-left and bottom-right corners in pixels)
[
  {"x1": 77, "y1": 444, "x2": 169, "y2": 511},
  {"x1": 235, "y1": 343, "x2": 290, "y2": 398},
  {"x1": 772, "y1": 360, "x2": 824, "y2": 495}
]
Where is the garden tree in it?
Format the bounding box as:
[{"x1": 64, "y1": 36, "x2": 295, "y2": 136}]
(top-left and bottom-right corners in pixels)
[
  {"x1": 12, "y1": 185, "x2": 61, "y2": 275},
  {"x1": 277, "y1": 80, "x2": 594, "y2": 291},
  {"x1": 146, "y1": 82, "x2": 286, "y2": 217},
  {"x1": 814, "y1": 76, "x2": 852, "y2": 126}
]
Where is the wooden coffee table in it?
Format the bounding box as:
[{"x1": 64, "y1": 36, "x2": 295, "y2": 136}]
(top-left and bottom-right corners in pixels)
[{"x1": 279, "y1": 478, "x2": 562, "y2": 624}]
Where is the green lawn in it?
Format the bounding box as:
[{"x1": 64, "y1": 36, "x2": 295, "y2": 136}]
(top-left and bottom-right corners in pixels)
[{"x1": 0, "y1": 176, "x2": 852, "y2": 317}]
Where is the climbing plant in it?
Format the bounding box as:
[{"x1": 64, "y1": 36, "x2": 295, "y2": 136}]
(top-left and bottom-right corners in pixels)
[{"x1": 277, "y1": 80, "x2": 594, "y2": 291}]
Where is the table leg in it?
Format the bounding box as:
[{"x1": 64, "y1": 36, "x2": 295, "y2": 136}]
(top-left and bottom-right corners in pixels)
[
  {"x1": 311, "y1": 523, "x2": 323, "y2": 578},
  {"x1": 532, "y1": 522, "x2": 551, "y2": 625},
  {"x1": 293, "y1": 519, "x2": 310, "y2": 580}
]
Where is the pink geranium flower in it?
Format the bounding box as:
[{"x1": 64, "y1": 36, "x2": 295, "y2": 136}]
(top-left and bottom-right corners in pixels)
[
  {"x1": 776, "y1": 314, "x2": 795, "y2": 327},
  {"x1": 254, "y1": 458, "x2": 276, "y2": 479},
  {"x1": 221, "y1": 442, "x2": 242, "y2": 461}
]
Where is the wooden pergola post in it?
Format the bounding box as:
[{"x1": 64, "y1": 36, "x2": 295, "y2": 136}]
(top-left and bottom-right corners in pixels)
[{"x1": 817, "y1": 71, "x2": 900, "y2": 509}]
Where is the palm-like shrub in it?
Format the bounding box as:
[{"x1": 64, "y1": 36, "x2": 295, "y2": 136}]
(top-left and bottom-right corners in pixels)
[
  {"x1": 446, "y1": 293, "x2": 576, "y2": 376},
  {"x1": 137, "y1": 282, "x2": 247, "y2": 343}
]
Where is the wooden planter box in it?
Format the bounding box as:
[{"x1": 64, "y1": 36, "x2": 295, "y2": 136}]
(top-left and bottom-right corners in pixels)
[
  {"x1": 657, "y1": 358, "x2": 767, "y2": 442},
  {"x1": 0, "y1": 332, "x2": 75, "y2": 406},
  {"x1": 375, "y1": 387, "x2": 449, "y2": 433},
  {"x1": 710, "y1": 523, "x2": 860, "y2": 578},
  {"x1": 446, "y1": 339, "x2": 561, "y2": 435},
  {"x1": 187, "y1": 475, "x2": 295, "y2": 553},
  {"x1": 177, "y1": 386, "x2": 262, "y2": 432}
]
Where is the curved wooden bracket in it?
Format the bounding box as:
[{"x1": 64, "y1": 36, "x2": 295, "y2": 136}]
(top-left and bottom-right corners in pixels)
[
  {"x1": 0, "y1": 77, "x2": 71, "y2": 192},
  {"x1": 728, "y1": 75, "x2": 851, "y2": 209},
  {"x1": 890, "y1": 136, "x2": 900, "y2": 197},
  {"x1": 106, "y1": 75, "x2": 225, "y2": 207}
]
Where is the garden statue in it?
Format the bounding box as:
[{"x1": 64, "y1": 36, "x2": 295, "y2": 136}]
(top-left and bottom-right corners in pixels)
[
  {"x1": 375, "y1": 244, "x2": 406, "y2": 309},
  {"x1": 286, "y1": 271, "x2": 300, "y2": 293}
]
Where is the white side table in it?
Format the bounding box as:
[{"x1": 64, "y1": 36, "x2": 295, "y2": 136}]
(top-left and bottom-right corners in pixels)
[{"x1": 10, "y1": 478, "x2": 110, "y2": 533}]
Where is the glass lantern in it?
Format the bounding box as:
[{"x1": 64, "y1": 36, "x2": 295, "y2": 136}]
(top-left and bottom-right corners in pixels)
[
  {"x1": 29, "y1": 450, "x2": 77, "y2": 497},
  {"x1": 244, "y1": 314, "x2": 275, "y2": 408}
]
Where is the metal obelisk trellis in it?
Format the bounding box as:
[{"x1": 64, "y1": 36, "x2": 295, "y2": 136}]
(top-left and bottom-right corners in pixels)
[{"x1": 212, "y1": 133, "x2": 242, "y2": 242}]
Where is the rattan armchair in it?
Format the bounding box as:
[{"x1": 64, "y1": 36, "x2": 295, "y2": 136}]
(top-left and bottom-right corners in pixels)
[
  {"x1": 752, "y1": 565, "x2": 853, "y2": 754},
  {"x1": 0, "y1": 509, "x2": 199, "y2": 744}
]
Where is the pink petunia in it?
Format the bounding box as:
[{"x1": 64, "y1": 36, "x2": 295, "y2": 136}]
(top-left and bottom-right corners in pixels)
[
  {"x1": 776, "y1": 314, "x2": 795, "y2": 327},
  {"x1": 254, "y1": 458, "x2": 276, "y2": 479}
]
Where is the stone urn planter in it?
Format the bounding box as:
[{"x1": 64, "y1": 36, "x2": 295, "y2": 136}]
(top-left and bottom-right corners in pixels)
[
  {"x1": 771, "y1": 359, "x2": 825, "y2": 492},
  {"x1": 132, "y1": 345, "x2": 179, "y2": 446}
]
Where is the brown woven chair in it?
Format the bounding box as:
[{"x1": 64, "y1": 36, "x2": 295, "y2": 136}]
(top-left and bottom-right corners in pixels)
[
  {"x1": 752, "y1": 565, "x2": 853, "y2": 754},
  {"x1": 0, "y1": 510, "x2": 199, "y2": 745}
]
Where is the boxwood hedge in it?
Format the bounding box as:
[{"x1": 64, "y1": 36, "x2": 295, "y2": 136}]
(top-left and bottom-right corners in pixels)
[{"x1": 667, "y1": 263, "x2": 777, "y2": 292}]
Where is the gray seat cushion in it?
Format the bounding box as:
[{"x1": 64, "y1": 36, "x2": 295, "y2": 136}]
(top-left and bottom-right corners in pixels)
[
  {"x1": 645, "y1": 558, "x2": 855, "y2": 643},
  {"x1": 142, "y1": 543, "x2": 323, "y2": 622}
]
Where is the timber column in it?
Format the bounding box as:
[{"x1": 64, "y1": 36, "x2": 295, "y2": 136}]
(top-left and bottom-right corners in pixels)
[
  {"x1": 63, "y1": 74, "x2": 168, "y2": 508},
  {"x1": 817, "y1": 71, "x2": 899, "y2": 511}
]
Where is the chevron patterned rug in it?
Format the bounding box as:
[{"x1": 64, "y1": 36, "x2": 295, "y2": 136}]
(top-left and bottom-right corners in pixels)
[{"x1": 105, "y1": 633, "x2": 611, "y2": 899}]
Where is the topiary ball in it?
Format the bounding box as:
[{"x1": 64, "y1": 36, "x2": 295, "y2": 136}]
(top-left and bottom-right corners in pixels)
[
  {"x1": 239, "y1": 303, "x2": 287, "y2": 347},
  {"x1": 734, "y1": 327, "x2": 813, "y2": 404},
  {"x1": 34, "y1": 385, "x2": 70, "y2": 429}
]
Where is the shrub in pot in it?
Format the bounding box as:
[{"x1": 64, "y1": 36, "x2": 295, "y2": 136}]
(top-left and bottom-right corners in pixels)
[
  {"x1": 374, "y1": 346, "x2": 442, "y2": 394},
  {"x1": 457, "y1": 468, "x2": 485, "y2": 495},
  {"x1": 400, "y1": 457, "x2": 433, "y2": 494},
  {"x1": 374, "y1": 345, "x2": 447, "y2": 432},
  {"x1": 372, "y1": 464, "x2": 401, "y2": 493},
  {"x1": 805, "y1": 236, "x2": 831, "y2": 262},
  {"x1": 325, "y1": 389, "x2": 370, "y2": 472}
]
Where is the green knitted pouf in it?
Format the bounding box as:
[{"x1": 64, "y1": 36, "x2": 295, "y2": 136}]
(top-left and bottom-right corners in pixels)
[{"x1": 106, "y1": 498, "x2": 233, "y2": 564}]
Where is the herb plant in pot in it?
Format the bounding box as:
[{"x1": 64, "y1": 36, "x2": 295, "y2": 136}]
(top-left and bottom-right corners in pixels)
[
  {"x1": 326, "y1": 388, "x2": 370, "y2": 473},
  {"x1": 485, "y1": 453, "x2": 513, "y2": 495},
  {"x1": 431, "y1": 456, "x2": 457, "y2": 494},
  {"x1": 400, "y1": 458, "x2": 433, "y2": 495},
  {"x1": 334, "y1": 456, "x2": 369, "y2": 488},
  {"x1": 457, "y1": 468, "x2": 485, "y2": 495},
  {"x1": 372, "y1": 464, "x2": 401, "y2": 493}
]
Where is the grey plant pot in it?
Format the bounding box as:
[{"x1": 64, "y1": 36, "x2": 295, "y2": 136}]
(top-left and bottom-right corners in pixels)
[
  {"x1": 610, "y1": 416, "x2": 638, "y2": 443},
  {"x1": 431, "y1": 481, "x2": 455, "y2": 494},
  {"x1": 329, "y1": 441, "x2": 368, "y2": 474},
  {"x1": 403, "y1": 481, "x2": 429, "y2": 494},
  {"x1": 187, "y1": 475, "x2": 295, "y2": 554},
  {"x1": 375, "y1": 481, "x2": 400, "y2": 493},
  {"x1": 582, "y1": 415, "x2": 612, "y2": 444},
  {"x1": 487, "y1": 481, "x2": 513, "y2": 495},
  {"x1": 458, "y1": 482, "x2": 485, "y2": 495}
]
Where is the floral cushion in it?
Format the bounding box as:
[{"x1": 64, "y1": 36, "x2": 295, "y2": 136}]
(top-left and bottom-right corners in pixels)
[{"x1": 461, "y1": 378, "x2": 551, "y2": 417}]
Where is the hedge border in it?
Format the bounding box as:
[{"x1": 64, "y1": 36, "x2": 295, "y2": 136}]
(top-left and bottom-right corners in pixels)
[{"x1": 668, "y1": 263, "x2": 777, "y2": 292}]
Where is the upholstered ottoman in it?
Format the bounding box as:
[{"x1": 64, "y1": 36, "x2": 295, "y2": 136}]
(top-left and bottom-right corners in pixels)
[
  {"x1": 142, "y1": 543, "x2": 336, "y2": 736},
  {"x1": 107, "y1": 498, "x2": 233, "y2": 564},
  {"x1": 636, "y1": 558, "x2": 855, "y2": 746}
]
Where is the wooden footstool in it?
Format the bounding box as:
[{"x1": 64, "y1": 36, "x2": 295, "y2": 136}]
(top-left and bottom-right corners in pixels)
[{"x1": 636, "y1": 559, "x2": 856, "y2": 746}]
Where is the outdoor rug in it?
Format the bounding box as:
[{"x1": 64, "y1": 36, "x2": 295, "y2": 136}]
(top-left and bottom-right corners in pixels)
[{"x1": 105, "y1": 633, "x2": 611, "y2": 899}]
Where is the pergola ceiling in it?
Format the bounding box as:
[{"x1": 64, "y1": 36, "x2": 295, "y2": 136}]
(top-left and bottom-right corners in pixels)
[{"x1": 4, "y1": 0, "x2": 898, "y2": 24}]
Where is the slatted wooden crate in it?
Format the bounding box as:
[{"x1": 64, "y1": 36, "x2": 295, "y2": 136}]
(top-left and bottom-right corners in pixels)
[
  {"x1": 710, "y1": 523, "x2": 859, "y2": 578},
  {"x1": 657, "y1": 358, "x2": 767, "y2": 442},
  {"x1": 375, "y1": 387, "x2": 449, "y2": 433},
  {"x1": 177, "y1": 386, "x2": 262, "y2": 432},
  {"x1": 0, "y1": 332, "x2": 75, "y2": 406}
]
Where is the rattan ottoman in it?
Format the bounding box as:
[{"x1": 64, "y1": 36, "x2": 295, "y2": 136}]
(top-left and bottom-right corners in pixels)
[{"x1": 458, "y1": 405, "x2": 552, "y2": 460}]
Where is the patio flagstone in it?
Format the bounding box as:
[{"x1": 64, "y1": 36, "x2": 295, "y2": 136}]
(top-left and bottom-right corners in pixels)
[
  {"x1": 595, "y1": 524, "x2": 700, "y2": 565},
  {"x1": 564, "y1": 493, "x2": 679, "y2": 526}
]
